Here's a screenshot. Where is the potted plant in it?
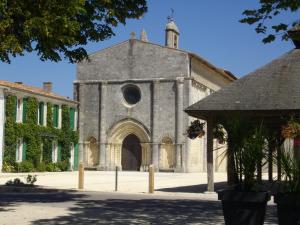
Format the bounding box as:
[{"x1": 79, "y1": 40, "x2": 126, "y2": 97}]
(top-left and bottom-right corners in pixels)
[
  {"x1": 186, "y1": 120, "x2": 205, "y2": 139},
  {"x1": 274, "y1": 146, "x2": 300, "y2": 225},
  {"x1": 218, "y1": 121, "x2": 270, "y2": 225}
]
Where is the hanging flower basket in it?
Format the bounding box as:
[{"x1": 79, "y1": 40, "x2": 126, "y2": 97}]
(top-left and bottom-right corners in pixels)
[
  {"x1": 213, "y1": 124, "x2": 226, "y2": 144},
  {"x1": 281, "y1": 124, "x2": 296, "y2": 139},
  {"x1": 197, "y1": 130, "x2": 205, "y2": 138},
  {"x1": 281, "y1": 119, "x2": 300, "y2": 139},
  {"x1": 187, "y1": 120, "x2": 205, "y2": 139}
]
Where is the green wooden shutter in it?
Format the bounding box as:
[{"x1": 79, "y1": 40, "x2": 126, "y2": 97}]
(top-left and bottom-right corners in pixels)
[
  {"x1": 53, "y1": 105, "x2": 59, "y2": 127},
  {"x1": 57, "y1": 143, "x2": 62, "y2": 162},
  {"x1": 22, "y1": 141, "x2": 27, "y2": 161},
  {"x1": 74, "y1": 143, "x2": 79, "y2": 170},
  {"x1": 52, "y1": 105, "x2": 56, "y2": 126},
  {"x1": 39, "y1": 102, "x2": 44, "y2": 125},
  {"x1": 70, "y1": 108, "x2": 75, "y2": 130},
  {"x1": 14, "y1": 97, "x2": 17, "y2": 121},
  {"x1": 22, "y1": 98, "x2": 27, "y2": 123}
]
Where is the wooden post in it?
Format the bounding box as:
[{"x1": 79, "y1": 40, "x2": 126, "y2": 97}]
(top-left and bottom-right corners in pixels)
[
  {"x1": 277, "y1": 146, "x2": 282, "y2": 181},
  {"x1": 115, "y1": 166, "x2": 118, "y2": 191},
  {"x1": 149, "y1": 164, "x2": 154, "y2": 193},
  {"x1": 268, "y1": 143, "x2": 274, "y2": 182},
  {"x1": 206, "y1": 118, "x2": 214, "y2": 192},
  {"x1": 78, "y1": 163, "x2": 84, "y2": 189}
]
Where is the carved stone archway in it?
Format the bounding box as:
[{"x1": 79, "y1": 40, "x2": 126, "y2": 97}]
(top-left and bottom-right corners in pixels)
[{"x1": 107, "y1": 119, "x2": 151, "y2": 171}]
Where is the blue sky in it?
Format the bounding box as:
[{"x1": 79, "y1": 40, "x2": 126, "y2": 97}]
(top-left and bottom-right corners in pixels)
[{"x1": 0, "y1": 0, "x2": 298, "y2": 98}]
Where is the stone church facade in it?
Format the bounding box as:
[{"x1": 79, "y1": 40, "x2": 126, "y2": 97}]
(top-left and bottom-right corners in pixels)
[{"x1": 74, "y1": 19, "x2": 236, "y2": 172}]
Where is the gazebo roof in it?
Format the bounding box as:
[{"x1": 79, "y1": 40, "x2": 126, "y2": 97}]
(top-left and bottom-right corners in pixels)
[{"x1": 185, "y1": 48, "x2": 300, "y2": 119}]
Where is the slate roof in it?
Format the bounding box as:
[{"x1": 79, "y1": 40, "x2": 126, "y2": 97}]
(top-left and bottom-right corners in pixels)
[
  {"x1": 0, "y1": 80, "x2": 77, "y2": 104},
  {"x1": 185, "y1": 48, "x2": 300, "y2": 119}
]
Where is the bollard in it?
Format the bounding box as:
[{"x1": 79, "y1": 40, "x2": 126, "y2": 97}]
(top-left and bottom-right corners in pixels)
[
  {"x1": 149, "y1": 164, "x2": 154, "y2": 194},
  {"x1": 115, "y1": 166, "x2": 119, "y2": 191},
  {"x1": 78, "y1": 163, "x2": 84, "y2": 189}
]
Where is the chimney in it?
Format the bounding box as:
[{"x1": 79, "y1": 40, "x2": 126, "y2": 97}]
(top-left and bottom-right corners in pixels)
[
  {"x1": 43, "y1": 82, "x2": 52, "y2": 92},
  {"x1": 288, "y1": 23, "x2": 300, "y2": 49},
  {"x1": 140, "y1": 29, "x2": 148, "y2": 42},
  {"x1": 15, "y1": 82, "x2": 23, "y2": 85}
]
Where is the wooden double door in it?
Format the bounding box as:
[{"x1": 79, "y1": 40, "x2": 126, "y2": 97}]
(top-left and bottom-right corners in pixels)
[{"x1": 121, "y1": 134, "x2": 142, "y2": 171}]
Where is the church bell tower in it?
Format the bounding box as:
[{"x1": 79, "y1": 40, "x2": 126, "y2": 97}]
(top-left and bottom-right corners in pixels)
[{"x1": 165, "y1": 16, "x2": 180, "y2": 49}]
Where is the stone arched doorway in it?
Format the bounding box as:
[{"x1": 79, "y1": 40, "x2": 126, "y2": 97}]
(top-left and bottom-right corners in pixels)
[
  {"x1": 107, "y1": 119, "x2": 151, "y2": 171},
  {"x1": 86, "y1": 137, "x2": 99, "y2": 167},
  {"x1": 121, "y1": 134, "x2": 142, "y2": 171}
]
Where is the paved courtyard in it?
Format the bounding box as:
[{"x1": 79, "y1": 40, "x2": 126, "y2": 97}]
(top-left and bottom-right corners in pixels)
[
  {"x1": 0, "y1": 171, "x2": 231, "y2": 197},
  {"x1": 0, "y1": 190, "x2": 278, "y2": 225},
  {"x1": 0, "y1": 172, "x2": 278, "y2": 224}
]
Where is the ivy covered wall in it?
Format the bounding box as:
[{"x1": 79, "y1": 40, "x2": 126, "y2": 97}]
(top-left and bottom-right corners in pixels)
[{"x1": 3, "y1": 95, "x2": 78, "y2": 172}]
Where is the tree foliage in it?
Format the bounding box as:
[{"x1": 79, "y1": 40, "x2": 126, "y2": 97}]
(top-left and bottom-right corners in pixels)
[
  {"x1": 240, "y1": 0, "x2": 300, "y2": 43},
  {"x1": 0, "y1": 0, "x2": 147, "y2": 63}
]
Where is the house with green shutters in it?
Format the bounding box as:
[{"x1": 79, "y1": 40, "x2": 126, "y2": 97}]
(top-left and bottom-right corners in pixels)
[{"x1": 0, "y1": 80, "x2": 79, "y2": 172}]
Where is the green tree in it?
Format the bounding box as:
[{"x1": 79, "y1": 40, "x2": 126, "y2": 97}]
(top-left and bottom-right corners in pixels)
[
  {"x1": 240, "y1": 0, "x2": 300, "y2": 43},
  {"x1": 0, "y1": 0, "x2": 147, "y2": 63}
]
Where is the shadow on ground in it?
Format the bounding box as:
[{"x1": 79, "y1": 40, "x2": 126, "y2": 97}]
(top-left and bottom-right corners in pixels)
[
  {"x1": 32, "y1": 198, "x2": 226, "y2": 225},
  {"x1": 0, "y1": 190, "x2": 278, "y2": 225},
  {"x1": 31, "y1": 198, "x2": 278, "y2": 225},
  {"x1": 0, "y1": 191, "x2": 86, "y2": 212},
  {"x1": 156, "y1": 181, "x2": 229, "y2": 193}
]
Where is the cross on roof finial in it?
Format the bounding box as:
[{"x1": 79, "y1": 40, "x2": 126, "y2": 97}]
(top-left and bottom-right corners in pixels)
[{"x1": 167, "y1": 8, "x2": 175, "y2": 22}]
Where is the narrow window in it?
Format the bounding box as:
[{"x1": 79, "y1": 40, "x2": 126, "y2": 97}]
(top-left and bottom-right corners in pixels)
[
  {"x1": 174, "y1": 34, "x2": 178, "y2": 48},
  {"x1": 16, "y1": 98, "x2": 23, "y2": 123},
  {"x1": 40, "y1": 143, "x2": 43, "y2": 163},
  {"x1": 74, "y1": 109, "x2": 78, "y2": 130},
  {"x1": 16, "y1": 138, "x2": 25, "y2": 162},
  {"x1": 44, "y1": 103, "x2": 47, "y2": 126},
  {"x1": 38, "y1": 102, "x2": 44, "y2": 125},
  {"x1": 58, "y1": 105, "x2": 62, "y2": 128},
  {"x1": 70, "y1": 143, "x2": 75, "y2": 170},
  {"x1": 52, "y1": 141, "x2": 58, "y2": 163}
]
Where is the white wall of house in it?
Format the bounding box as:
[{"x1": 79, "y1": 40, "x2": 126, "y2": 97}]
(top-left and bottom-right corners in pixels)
[{"x1": 0, "y1": 88, "x2": 5, "y2": 172}]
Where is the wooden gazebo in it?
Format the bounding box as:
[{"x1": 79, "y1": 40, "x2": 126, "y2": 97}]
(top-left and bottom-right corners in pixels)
[{"x1": 185, "y1": 27, "x2": 300, "y2": 192}]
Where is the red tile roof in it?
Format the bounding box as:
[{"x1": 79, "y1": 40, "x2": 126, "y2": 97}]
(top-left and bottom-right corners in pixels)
[{"x1": 0, "y1": 80, "x2": 78, "y2": 104}]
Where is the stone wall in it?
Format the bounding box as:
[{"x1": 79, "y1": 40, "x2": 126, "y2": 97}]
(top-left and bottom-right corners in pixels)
[
  {"x1": 76, "y1": 39, "x2": 233, "y2": 172},
  {"x1": 77, "y1": 40, "x2": 189, "y2": 81}
]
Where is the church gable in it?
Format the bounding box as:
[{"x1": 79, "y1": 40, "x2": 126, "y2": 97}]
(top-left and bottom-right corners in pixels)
[{"x1": 77, "y1": 39, "x2": 189, "y2": 81}]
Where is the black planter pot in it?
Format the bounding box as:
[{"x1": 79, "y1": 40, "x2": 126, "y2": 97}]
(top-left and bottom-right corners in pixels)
[
  {"x1": 218, "y1": 190, "x2": 270, "y2": 225},
  {"x1": 274, "y1": 192, "x2": 300, "y2": 225}
]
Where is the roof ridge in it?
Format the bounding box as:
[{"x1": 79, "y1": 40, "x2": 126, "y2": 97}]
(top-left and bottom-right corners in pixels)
[
  {"x1": 0, "y1": 80, "x2": 77, "y2": 104},
  {"x1": 85, "y1": 39, "x2": 236, "y2": 81}
]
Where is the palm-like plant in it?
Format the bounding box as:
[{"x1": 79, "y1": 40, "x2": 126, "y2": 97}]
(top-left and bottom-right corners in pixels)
[
  {"x1": 224, "y1": 118, "x2": 268, "y2": 191},
  {"x1": 279, "y1": 150, "x2": 300, "y2": 193},
  {"x1": 233, "y1": 123, "x2": 268, "y2": 190}
]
